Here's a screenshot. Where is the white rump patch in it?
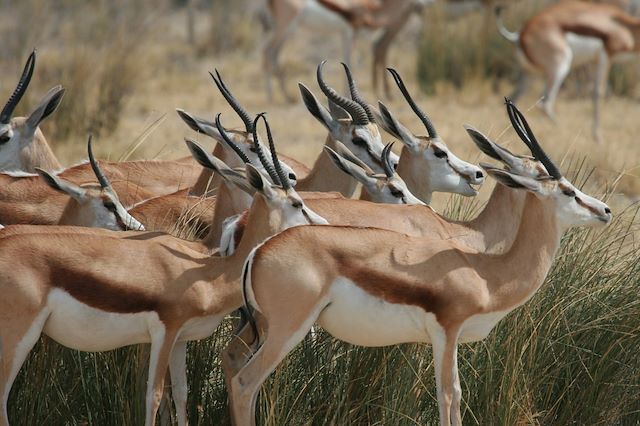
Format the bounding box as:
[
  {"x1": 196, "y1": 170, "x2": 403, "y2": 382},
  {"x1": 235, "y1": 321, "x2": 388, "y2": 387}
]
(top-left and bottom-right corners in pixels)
[{"x1": 220, "y1": 213, "x2": 242, "y2": 256}]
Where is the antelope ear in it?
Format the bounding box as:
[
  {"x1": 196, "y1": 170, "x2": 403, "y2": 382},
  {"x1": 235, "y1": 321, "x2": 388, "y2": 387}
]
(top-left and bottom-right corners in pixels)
[
  {"x1": 324, "y1": 146, "x2": 375, "y2": 187},
  {"x1": 245, "y1": 164, "x2": 278, "y2": 200},
  {"x1": 482, "y1": 165, "x2": 543, "y2": 193},
  {"x1": 298, "y1": 83, "x2": 334, "y2": 130},
  {"x1": 333, "y1": 140, "x2": 374, "y2": 174},
  {"x1": 176, "y1": 109, "x2": 223, "y2": 143},
  {"x1": 465, "y1": 124, "x2": 522, "y2": 167},
  {"x1": 376, "y1": 101, "x2": 419, "y2": 151},
  {"x1": 36, "y1": 167, "x2": 87, "y2": 200},
  {"x1": 26, "y1": 86, "x2": 65, "y2": 130}
]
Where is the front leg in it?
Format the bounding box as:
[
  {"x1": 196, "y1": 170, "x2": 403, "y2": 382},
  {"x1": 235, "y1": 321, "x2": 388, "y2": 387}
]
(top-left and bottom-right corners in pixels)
[
  {"x1": 169, "y1": 341, "x2": 189, "y2": 426},
  {"x1": 429, "y1": 326, "x2": 461, "y2": 426},
  {"x1": 145, "y1": 327, "x2": 179, "y2": 426}
]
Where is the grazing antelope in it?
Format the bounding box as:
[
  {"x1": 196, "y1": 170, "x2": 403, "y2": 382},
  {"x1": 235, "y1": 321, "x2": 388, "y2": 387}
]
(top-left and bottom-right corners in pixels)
[
  {"x1": 262, "y1": 0, "x2": 430, "y2": 101},
  {"x1": 0, "y1": 50, "x2": 65, "y2": 173},
  {"x1": 227, "y1": 100, "x2": 612, "y2": 426},
  {"x1": 496, "y1": 1, "x2": 640, "y2": 141},
  {"x1": 0, "y1": 130, "x2": 327, "y2": 426},
  {"x1": 177, "y1": 69, "x2": 302, "y2": 197}
]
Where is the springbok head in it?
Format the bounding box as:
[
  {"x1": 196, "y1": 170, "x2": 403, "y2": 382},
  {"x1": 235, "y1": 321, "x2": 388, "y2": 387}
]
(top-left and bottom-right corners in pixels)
[
  {"x1": 176, "y1": 70, "x2": 297, "y2": 184},
  {"x1": 0, "y1": 51, "x2": 65, "y2": 172},
  {"x1": 483, "y1": 100, "x2": 611, "y2": 229},
  {"x1": 37, "y1": 136, "x2": 144, "y2": 231},
  {"x1": 373, "y1": 68, "x2": 484, "y2": 203},
  {"x1": 299, "y1": 61, "x2": 398, "y2": 173},
  {"x1": 325, "y1": 141, "x2": 424, "y2": 205},
  {"x1": 186, "y1": 114, "x2": 328, "y2": 231},
  {"x1": 464, "y1": 125, "x2": 550, "y2": 179}
]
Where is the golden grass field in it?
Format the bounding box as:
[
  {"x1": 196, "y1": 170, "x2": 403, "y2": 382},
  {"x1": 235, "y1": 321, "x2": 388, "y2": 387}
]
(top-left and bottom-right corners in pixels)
[{"x1": 3, "y1": 0, "x2": 639, "y2": 212}]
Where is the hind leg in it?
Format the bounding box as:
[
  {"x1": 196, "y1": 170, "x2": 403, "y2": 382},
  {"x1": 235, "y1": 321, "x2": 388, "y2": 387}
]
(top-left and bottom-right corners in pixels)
[
  {"x1": 1, "y1": 310, "x2": 49, "y2": 426},
  {"x1": 228, "y1": 303, "x2": 325, "y2": 426},
  {"x1": 540, "y1": 48, "x2": 572, "y2": 121},
  {"x1": 592, "y1": 50, "x2": 610, "y2": 143},
  {"x1": 169, "y1": 341, "x2": 188, "y2": 426}
]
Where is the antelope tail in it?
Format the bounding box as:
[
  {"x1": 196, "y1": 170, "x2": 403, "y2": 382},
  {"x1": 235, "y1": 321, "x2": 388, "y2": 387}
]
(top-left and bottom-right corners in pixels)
[{"x1": 494, "y1": 5, "x2": 519, "y2": 43}]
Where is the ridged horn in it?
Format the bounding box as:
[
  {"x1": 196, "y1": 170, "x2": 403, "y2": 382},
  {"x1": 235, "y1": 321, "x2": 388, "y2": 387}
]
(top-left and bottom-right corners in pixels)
[
  {"x1": 505, "y1": 99, "x2": 562, "y2": 179},
  {"x1": 341, "y1": 62, "x2": 375, "y2": 122},
  {"x1": 251, "y1": 114, "x2": 281, "y2": 185},
  {"x1": 210, "y1": 69, "x2": 253, "y2": 133},
  {"x1": 215, "y1": 114, "x2": 252, "y2": 164},
  {"x1": 381, "y1": 142, "x2": 395, "y2": 178},
  {"x1": 87, "y1": 135, "x2": 112, "y2": 189},
  {"x1": 386, "y1": 68, "x2": 437, "y2": 138},
  {"x1": 256, "y1": 113, "x2": 291, "y2": 190},
  {"x1": 316, "y1": 61, "x2": 369, "y2": 126},
  {"x1": 1, "y1": 50, "x2": 36, "y2": 124}
]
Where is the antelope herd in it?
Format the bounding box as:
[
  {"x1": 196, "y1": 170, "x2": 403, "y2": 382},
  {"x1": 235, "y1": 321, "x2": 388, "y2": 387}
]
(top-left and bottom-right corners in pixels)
[{"x1": 0, "y1": 0, "x2": 633, "y2": 422}]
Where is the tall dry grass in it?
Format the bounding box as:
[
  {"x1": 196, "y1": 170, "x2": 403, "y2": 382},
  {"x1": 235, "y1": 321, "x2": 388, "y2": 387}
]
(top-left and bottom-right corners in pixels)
[{"x1": 8, "y1": 163, "x2": 640, "y2": 424}]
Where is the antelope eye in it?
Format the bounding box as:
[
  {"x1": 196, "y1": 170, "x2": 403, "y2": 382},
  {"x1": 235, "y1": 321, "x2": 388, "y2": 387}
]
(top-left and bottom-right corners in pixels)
[
  {"x1": 562, "y1": 189, "x2": 576, "y2": 197},
  {"x1": 574, "y1": 196, "x2": 581, "y2": 203},
  {"x1": 291, "y1": 201, "x2": 303, "y2": 209},
  {"x1": 249, "y1": 147, "x2": 257, "y2": 153},
  {"x1": 0, "y1": 133, "x2": 10, "y2": 144},
  {"x1": 433, "y1": 148, "x2": 447, "y2": 159},
  {"x1": 390, "y1": 189, "x2": 403, "y2": 198},
  {"x1": 352, "y1": 137, "x2": 367, "y2": 147},
  {"x1": 103, "y1": 201, "x2": 117, "y2": 212}
]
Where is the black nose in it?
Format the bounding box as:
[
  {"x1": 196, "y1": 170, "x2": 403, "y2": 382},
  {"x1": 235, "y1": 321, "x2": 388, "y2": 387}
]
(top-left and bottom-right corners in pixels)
[
  {"x1": 475, "y1": 171, "x2": 484, "y2": 179},
  {"x1": 605, "y1": 207, "x2": 611, "y2": 214},
  {"x1": 289, "y1": 173, "x2": 297, "y2": 181}
]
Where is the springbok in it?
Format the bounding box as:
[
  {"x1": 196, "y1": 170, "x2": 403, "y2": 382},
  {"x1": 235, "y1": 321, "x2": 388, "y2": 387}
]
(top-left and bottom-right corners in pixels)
[
  {"x1": 0, "y1": 50, "x2": 65, "y2": 173},
  {"x1": 496, "y1": 1, "x2": 640, "y2": 141},
  {"x1": 0, "y1": 135, "x2": 327, "y2": 426},
  {"x1": 325, "y1": 141, "x2": 424, "y2": 204},
  {"x1": 373, "y1": 68, "x2": 485, "y2": 202},
  {"x1": 177, "y1": 69, "x2": 302, "y2": 197},
  {"x1": 262, "y1": 0, "x2": 430, "y2": 101},
  {"x1": 227, "y1": 101, "x2": 612, "y2": 426},
  {"x1": 35, "y1": 136, "x2": 144, "y2": 231}
]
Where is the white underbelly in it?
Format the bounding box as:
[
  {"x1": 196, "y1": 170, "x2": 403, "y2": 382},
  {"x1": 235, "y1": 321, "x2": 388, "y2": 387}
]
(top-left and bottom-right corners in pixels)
[
  {"x1": 567, "y1": 32, "x2": 603, "y2": 67},
  {"x1": 317, "y1": 277, "x2": 433, "y2": 347},
  {"x1": 43, "y1": 289, "x2": 160, "y2": 352},
  {"x1": 178, "y1": 314, "x2": 224, "y2": 341},
  {"x1": 459, "y1": 309, "x2": 511, "y2": 343}
]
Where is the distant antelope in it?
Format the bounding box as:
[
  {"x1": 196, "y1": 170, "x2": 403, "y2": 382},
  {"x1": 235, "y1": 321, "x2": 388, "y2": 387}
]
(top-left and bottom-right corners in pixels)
[
  {"x1": 496, "y1": 1, "x2": 640, "y2": 141},
  {"x1": 0, "y1": 119, "x2": 327, "y2": 426},
  {"x1": 263, "y1": 0, "x2": 431, "y2": 101},
  {"x1": 227, "y1": 100, "x2": 612, "y2": 426}
]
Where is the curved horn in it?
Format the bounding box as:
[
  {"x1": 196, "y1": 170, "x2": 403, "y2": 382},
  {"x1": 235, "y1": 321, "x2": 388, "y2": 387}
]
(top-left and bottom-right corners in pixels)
[
  {"x1": 0, "y1": 50, "x2": 36, "y2": 124},
  {"x1": 505, "y1": 99, "x2": 562, "y2": 179},
  {"x1": 504, "y1": 97, "x2": 533, "y2": 152},
  {"x1": 256, "y1": 113, "x2": 291, "y2": 190},
  {"x1": 87, "y1": 135, "x2": 112, "y2": 189},
  {"x1": 386, "y1": 68, "x2": 437, "y2": 138},
  {"x1": 251, "y1": 114, "x2": 281, "y2": 185},
  {"x1": 381, "y1": 142, "x2": 395, "y2": 178},
  {"x1": 215, "y1": 114, "x2": 252, "y2": 164},
  {"x1": 210, "y1": 69, "x2": 253, "y2": 133},
  {"x1": 316, "y1": 61, "x2": 369, "y2": 126},
  {"x1": 341, "y1": 62, "x2": 375, "y2": 122}
]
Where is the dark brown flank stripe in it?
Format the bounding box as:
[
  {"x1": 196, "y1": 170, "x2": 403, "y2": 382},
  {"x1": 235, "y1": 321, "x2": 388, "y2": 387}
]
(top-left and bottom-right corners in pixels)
[{"x1": 50, "y1": 263, "x2": 161, "y2": 314}]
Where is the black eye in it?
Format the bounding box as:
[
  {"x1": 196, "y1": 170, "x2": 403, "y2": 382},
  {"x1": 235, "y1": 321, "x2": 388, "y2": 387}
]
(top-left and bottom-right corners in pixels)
[
  {"x1": 433, "y1": 148, "x2": 447, "y2": 159},
  {"x1": 352, "y1": 137, "x2": 367, "y2": 146},
  {"x1": 390, "y1": 189, "x2": 403, "y2": 198},
  {"x1": 563, "y1": 189, "x2": 576, "y2": 197},
  {"x1": 0, "y1": 133, "x2": 10, "y2": 144},
  {"x1": 574, "y1": 196, "x2": 581, "y2": 203},
  {"x1": 292, "y1": 201, "x2": 303, "y2": 209},
  {"x1": 249, "y1": 147, "x2": 257, "y2": 153},
  {"x1": 103, "y1": 201, "x2": 117, "y2": 212}
]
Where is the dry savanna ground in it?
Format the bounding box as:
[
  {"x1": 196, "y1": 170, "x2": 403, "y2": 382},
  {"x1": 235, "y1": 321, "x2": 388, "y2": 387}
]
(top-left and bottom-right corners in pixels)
[{"x1": 2, "y1": 0, "x2": 639, "y2": 213}]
